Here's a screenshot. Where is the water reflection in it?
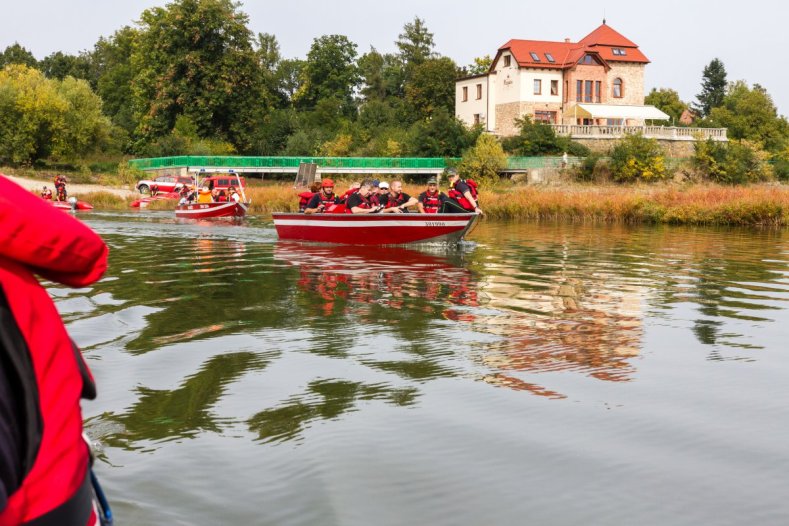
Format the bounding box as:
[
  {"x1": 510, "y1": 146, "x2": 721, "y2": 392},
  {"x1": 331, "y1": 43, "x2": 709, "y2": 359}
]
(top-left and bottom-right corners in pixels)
[{"x1": 70, "y1": 217, "x2": 789, "y2": 451}]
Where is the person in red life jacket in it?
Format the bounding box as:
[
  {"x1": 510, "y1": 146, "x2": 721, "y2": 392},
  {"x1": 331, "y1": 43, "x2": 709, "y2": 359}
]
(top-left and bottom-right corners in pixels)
[
  {"x1": 444, "y1": 170, "x2": 483, "y2": 215},
  {"x1": 381, "y1": 180, "x2": 418, "y2": 213},
  {"x1": 346, "y1": 180, "x2": 383, "y2": 214},
  {"x1": 338, "y1": 181, "x2": 361, "y2": 204},
  {"x1": 370, "y1": 181, "x2": 388, "y2": 207},
  {"x1": 0, "y1": 176, "x2": 112, "y2": 525},
  {"x1": 40, "y1": 186, "x2": 53, "y2": 200},
  {"x1": 417, "y1": 178, "x2": 446, "y2": 214},
  {"x1": 304, "y1": 179, "x2": 338, "y2": 214},
  {"x1": 298, "y1": 182, "x2": 321, "y2": 212}
]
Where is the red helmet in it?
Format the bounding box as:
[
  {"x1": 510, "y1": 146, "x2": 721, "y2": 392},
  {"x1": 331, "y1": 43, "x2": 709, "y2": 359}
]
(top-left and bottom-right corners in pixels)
[{"x1": 321, "y1": 178, "x2": 334, "y2": 188}]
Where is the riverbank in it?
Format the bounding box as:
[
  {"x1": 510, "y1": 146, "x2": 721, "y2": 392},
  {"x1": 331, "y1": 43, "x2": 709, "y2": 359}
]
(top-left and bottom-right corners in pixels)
[{"x1": 5, "y1": 173, "x2": 788, "y2": 226}]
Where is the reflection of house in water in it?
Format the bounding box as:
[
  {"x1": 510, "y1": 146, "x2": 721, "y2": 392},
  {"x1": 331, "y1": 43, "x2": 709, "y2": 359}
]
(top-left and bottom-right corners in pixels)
[{"x1": 475, "y1": 257, "x2": 647, "y2": 397}]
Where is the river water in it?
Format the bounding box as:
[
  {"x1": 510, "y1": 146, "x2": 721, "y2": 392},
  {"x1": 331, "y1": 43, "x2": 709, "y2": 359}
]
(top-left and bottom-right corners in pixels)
[{"x1": 56, "y1": 211, "x2": 789, "y2": 525}]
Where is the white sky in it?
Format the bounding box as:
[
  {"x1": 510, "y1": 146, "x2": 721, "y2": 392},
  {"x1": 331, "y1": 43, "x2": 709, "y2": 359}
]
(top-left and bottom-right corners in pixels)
[{"x1": 2, "y1": 0, "x2": 787, "y2": 117}]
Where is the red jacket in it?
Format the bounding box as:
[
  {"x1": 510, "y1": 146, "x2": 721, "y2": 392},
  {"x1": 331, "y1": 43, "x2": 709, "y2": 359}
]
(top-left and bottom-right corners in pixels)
[{"x1": 0, "y1": 176, "x2": 108, "y2": 526}]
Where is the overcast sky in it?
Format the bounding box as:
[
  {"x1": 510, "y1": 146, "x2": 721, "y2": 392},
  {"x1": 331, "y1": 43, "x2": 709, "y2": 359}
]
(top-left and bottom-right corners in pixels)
[{"x1": 2, "y1": 0, "x2": 787, "y2": 117}]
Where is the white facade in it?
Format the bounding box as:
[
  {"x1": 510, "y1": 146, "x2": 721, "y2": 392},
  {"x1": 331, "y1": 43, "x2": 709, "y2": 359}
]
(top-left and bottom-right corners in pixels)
[{"x1": 455, "y1": 75, "x2": 490, "y2": 129}]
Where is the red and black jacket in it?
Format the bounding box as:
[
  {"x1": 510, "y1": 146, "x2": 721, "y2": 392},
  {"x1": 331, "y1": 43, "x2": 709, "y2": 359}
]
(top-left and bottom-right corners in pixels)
[
  {"x1": 383, "y1": 192, "x2": 409, "y2": 210},
  {"x1": 448, "y1": 180, "x2": 479, "y2": 212},
  {"x1": 0, "y1": 176, "x2": 108, "y2": 526},
  {"x1": 418, "y1": 191, "x2": 442, "y2": 214}
]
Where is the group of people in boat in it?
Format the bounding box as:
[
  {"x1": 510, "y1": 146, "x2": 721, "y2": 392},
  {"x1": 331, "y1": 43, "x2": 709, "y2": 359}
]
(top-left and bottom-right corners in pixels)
[
  {"x1": 299, "y1": 170, "x2": 483, "y2": 215},
  {"x1": 40, "y1": 174, "x2": 68, "y2": 201},
  {"x1": 176, "y1": 183, "x2": 243, "y2": 205}
]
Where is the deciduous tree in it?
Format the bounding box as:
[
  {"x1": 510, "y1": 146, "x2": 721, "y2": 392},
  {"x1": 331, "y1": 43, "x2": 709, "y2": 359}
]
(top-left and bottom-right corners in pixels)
[
  {"x1": 645, "y1": 88, "x2": 688, "y2": 125},
  {"x1": 293, "y1": 35, "x2": 359, "y2": 116}
]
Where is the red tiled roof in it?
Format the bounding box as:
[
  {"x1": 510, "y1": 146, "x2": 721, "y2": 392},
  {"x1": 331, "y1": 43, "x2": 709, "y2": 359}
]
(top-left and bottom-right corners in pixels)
[{"x1": 494, "y1": 23, "x2": 649, "y2": 71}]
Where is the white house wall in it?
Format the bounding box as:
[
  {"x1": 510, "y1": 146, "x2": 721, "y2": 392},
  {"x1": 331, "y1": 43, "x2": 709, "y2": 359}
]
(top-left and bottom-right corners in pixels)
[{"x1": 455, "y1": 76, "x2": 489, "y2": 129}]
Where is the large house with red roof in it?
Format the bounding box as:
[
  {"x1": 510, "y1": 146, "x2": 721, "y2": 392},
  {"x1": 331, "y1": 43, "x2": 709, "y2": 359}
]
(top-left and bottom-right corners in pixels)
[{"x1": 456, "y1": 22, "x2": 669, "y2": 136}]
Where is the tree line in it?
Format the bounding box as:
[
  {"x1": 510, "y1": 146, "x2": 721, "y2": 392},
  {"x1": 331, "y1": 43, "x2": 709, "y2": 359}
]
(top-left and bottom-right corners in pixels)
[
  {"x1": 0, "y1": 0, "x2": 483, "y2": 165},
  {"x1": 1, "y1": 0, "x2": 787, "y2": 183}
]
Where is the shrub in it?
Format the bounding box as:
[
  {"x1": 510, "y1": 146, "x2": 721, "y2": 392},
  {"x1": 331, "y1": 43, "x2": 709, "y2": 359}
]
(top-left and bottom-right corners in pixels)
[
  {"x1": 609, "y1": 134, "x2": 667, "y2": 182},
  {"x1": 693, "y1": 138, "x2": 772, "y2": 184},
  {"x1": 503, "y1": 116, "x2": 589, "y2": 156},
  {"x1": 457, "y1": 133, "x2": 506, "y2": 186}
]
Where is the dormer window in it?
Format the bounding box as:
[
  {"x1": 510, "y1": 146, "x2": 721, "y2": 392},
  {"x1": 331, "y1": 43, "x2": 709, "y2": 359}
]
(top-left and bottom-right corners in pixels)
[
  {"x1": 530, "y1": 52, "x2": 541, "y2": 62},
  {"x1": 545, "y1": 53, "x2": 555, "y2": 63},
  {"x1": 503, "y1": 55, "x2": 511, "y2": 67},
  {"x1": 612, "y1": 48, "x2": 627, "y2": 56},
  {"x1": 581, "y1": 54, "x2": 594, "y2": 65}
]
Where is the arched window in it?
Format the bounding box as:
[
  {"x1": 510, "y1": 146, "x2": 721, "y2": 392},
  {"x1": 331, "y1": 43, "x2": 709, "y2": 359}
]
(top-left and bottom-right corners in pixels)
[{"x1": 613, "y1": 78, "x2": 623, "y2": 98}]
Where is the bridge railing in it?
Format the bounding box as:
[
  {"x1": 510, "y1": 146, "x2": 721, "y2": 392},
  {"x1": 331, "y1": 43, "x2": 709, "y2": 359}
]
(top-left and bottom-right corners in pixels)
[{"x1": 128, "y1": 156, "x2": 457, "y2": 171}]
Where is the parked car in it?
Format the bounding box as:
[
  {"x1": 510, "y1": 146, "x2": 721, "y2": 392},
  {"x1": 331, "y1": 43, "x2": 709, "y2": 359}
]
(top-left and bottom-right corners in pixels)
[{"x1": 136, "y1": 175, "x2": 194, "y2": 194}]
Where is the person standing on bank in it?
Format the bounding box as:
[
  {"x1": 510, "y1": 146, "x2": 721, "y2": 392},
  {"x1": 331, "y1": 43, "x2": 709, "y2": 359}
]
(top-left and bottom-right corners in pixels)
[
  {"x1": 445, "y1": 170, "x2": 483, "y2": 215},
  {"x1": 417, "y1": 178, "x2": 446, "y2": 214}
]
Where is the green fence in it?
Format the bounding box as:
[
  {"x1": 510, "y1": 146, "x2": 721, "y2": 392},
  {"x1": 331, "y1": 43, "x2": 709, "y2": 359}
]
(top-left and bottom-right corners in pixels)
[{"x1": 128, "y1": 155, "x2": 588, "y2": 172}]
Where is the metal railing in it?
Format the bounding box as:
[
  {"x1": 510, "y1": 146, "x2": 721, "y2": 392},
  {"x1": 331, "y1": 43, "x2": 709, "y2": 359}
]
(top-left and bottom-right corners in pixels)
[
  {"x1": 128, "y1": 156, "x2": 455, "y2": 171},
  {"x1": 550, "y1": 125, "x2": 727, "y2": 140}
]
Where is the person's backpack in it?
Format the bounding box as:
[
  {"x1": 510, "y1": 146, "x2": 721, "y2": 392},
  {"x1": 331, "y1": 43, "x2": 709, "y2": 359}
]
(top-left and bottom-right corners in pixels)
[{"x1": 464, "y1": 179, "x2": 479, "y2": 200}]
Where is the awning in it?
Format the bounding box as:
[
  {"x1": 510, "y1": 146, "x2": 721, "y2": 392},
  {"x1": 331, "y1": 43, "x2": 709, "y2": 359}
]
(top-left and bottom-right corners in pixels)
[{"x1": 567, "y1": 104, "x2": 670, "y2": 120}]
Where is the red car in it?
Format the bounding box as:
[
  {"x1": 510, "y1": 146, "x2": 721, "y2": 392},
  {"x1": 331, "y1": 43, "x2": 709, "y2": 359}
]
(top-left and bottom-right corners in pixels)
[
  {"x1": 200, "y1": 175, "x2": 247, "y2": 191},
  {"x1": 136, "y1": 175, "x2": 194, "y2": 194}
]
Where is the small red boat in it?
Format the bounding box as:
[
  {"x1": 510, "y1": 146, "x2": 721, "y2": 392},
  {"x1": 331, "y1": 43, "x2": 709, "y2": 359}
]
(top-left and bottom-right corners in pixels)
[
  {"x1": 272, "y1": 212, "x2": 479, "y2": 245},
  {"x1": 51, "y1": 200, "x2": 93, "y2": 211},
  {"x1": 175, "y1": 200, "x2": 249, "y2": 219},
  {"x1": 131, "y1": 192, "x2": 179, "y2": 208}
]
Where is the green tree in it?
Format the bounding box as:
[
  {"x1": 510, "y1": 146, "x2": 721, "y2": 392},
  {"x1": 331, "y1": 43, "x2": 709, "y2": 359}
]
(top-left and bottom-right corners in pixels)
[
  {"x1": 645, "y1": 88, "x2": 688, "y2": 125},
  {"x1": 39, "y1": 51, "x2": 93, "y2": 81},
  {"x1": 466, "y1": 55, "x2": 492, "y2": 75},
  {"x1": 358, "y1": 48, "x2": 405, "y2": 102},
  {"x1": 706, "y1": 81, "x2": 789, "y2": 152},
  {"x1": 692, "y1": 138, "x2": 771, "y2": 184},
  {"x1": 293, "y1": 34, "x2": 359, "y2": 116},
  {"x1": 405, "y1": 57, "x2": 457, "y2": 118},
  {"x1": 458, "y1": 133, "x2": 506, "y2": 185},
  {"x1": 132, "y1": 0, "x2": 266, "y2": 151},
  {"x1": 693, "y1": 58, "x2": 727, "y2": 118},
  {"x1": 396, "y1": 17, "x2": 435, "y2": 70},
  {"x1": 92, "y1": 27, "x2": 139, "y2": 137},
  {"x1": 0, "y1": 65, "x2": 113, "y2": 163},
  {"x1": 275, "y1": 58, "x2": 305, "y2": 104},
  {"x1": 609, "y1": 134, "x2": 667, "y2": 182},
  {"x1": 502, "y1": 116, "x2": 589, "y2": 156},
  {"x1": 0, "y1": 43, "x2": 38, "y2": 69},
  {"x1": 408, "y1": 107, "x2": 478, "y2": 157}
]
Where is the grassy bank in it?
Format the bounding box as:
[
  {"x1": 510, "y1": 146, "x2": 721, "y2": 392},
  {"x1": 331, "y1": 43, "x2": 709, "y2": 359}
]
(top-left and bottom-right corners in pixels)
[{"x1": 244, "y1": 183, "x2": 789, "y2": 226}]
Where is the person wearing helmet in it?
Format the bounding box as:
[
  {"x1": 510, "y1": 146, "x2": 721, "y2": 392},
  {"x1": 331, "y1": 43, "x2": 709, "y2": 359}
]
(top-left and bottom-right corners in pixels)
[{"x1": 305, "y1": 178, "x2": 338, "y2": 214}]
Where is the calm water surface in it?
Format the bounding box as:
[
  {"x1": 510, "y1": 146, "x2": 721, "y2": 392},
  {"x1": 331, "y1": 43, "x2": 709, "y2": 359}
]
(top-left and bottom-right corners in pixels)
[{"x1": 56, "y1": 211, "x2": 789, "y2": 525}]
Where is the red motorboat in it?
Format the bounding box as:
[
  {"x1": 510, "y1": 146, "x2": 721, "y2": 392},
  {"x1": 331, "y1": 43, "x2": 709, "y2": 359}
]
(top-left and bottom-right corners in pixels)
[
  {"x1": 51, "y1": 199, "x2": 93, "y2": 211},
  {"x1": 175, "y1": 200, "x2": 249, "y2": 219},
  {"x1": 131, "y1": 191, "x2": 179, "y2": 208},
  {"x1": 272, "y1": 212, "x2": 479, "y2": 245}
]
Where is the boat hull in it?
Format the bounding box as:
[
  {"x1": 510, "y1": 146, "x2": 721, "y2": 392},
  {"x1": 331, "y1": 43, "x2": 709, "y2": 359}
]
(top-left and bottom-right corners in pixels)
[
  {"x1": 272, "y1": 212, "x2": 478, "y2": 245},
  {"x1": 175, "y1": 201, "x2": 249, "y2": 219},
  {"x1": 51, "y1": 200, "x2": 93, "y2": 211}
]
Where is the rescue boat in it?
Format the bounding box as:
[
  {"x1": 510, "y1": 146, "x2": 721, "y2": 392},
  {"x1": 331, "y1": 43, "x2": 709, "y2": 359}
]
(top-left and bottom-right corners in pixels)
[
  {"x1": 272, "y1": 212, "x2": 479, "y2": 245},
  {"x1": 175, "y1": 200, "x2": 250, "y2": 219},
  {"x1": 51, "y1": 200, "x2": 93, "y2": 211}
]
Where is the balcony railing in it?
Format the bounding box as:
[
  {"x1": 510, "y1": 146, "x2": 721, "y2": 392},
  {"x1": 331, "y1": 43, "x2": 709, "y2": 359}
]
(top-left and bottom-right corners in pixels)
[{"x1": 550, "y1": 125, "x2": 727, "y2": 141}]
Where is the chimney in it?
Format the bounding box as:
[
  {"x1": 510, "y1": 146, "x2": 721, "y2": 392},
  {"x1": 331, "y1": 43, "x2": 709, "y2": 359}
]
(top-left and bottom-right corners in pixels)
[{"x1": 564, "y1": 38, "x2": 571, "y2": 43}]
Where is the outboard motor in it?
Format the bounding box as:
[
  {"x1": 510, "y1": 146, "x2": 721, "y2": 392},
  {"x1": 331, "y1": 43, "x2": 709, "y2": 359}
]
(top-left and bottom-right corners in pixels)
[{"x1": 68, "y1": 195, "x2": 78, "y2": 212}]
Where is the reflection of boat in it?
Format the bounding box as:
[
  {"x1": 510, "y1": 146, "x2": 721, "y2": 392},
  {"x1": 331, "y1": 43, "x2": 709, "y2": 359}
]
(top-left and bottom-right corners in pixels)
[
  {"x1": 175, "y1": 200, "x2": 249, "y2": 219},
  {"x1": 274, "y1": 241, "x2": 468, "y2": 273},
  {"x1": 51, "y1": 199, "x2": 93, "y2": 211},
  {"x1": 272, "y1": 212, "x2": 479, "y2": 245}
]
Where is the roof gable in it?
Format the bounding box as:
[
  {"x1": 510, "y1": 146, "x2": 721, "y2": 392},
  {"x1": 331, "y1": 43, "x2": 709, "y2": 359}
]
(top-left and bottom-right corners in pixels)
[{"x1": 579, "y1": 23, "x2": 638, "y2": 47}]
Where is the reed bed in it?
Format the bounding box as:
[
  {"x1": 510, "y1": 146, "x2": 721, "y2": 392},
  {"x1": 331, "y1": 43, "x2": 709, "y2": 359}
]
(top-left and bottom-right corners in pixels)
[
  {"x1": 244, "y1": 183, "x2": 789, "y2": 226},
  {"x1": 70, "y1": 191, "x2": 136, "y2": 209}
]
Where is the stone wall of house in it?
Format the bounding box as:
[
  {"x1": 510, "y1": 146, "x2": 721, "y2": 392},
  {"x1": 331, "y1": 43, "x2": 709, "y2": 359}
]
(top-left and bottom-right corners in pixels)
[
  {"x1": 573, "y1": 137, "x2": 696, "y2": 157},
  {"x1": 496, "y1": 101, "x2": 564, "y2": 135},
  {"x1": 607, "y1": 63, "x2": 645, "y2": 105}
]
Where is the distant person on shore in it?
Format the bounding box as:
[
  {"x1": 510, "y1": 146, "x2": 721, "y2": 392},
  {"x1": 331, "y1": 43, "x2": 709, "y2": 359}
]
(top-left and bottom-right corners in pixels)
[
  {"x1": 304, "y1": 179, "x2": 338, "y2": 214},
  {"x1": 417, "y1": 178, "x2": 446, "y2": 214},
  {"x1": 561, "y1": 151, "x2": 569, "y2": 168}
]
